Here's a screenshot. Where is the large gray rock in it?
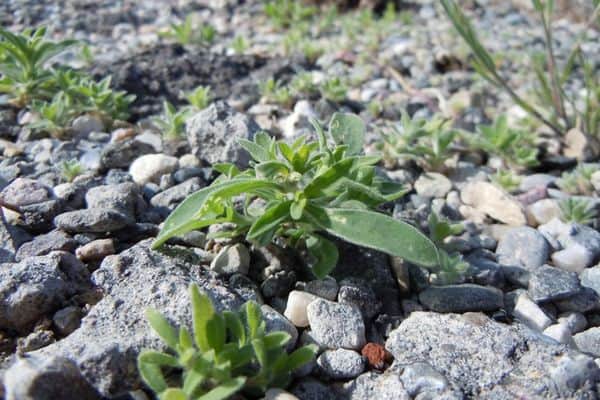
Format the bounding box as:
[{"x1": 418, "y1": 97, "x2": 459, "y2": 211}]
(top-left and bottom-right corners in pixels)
[
  {"x1": 496, "y1": 227, "x2": 549, "y2": 271},
  {"x1": 54, "y1": 209, "x2": 133, "y2": 233},
  {"x1": 418, "y1": 284, "x2": 504, "y2": 313},
  {"x1": 528, "y1": 265, "x2": 582, "y2": 303},
  {"x1": 3, "y1": 355, "x2": 101, "y2": 400},
  {"x1": 339, "y1": 366, "x2": 411, "y2": 400},
  {"x1": 186, "y1": 101, "x2": 259, "y2": 167},
  {"x1": 33, "y1": 241, "x2": 245, "y2": 397},
  {"x1": 385, "y1": 312, "x2": 599, "y2": 398},
  {"x1": 15, "y1": 230, "x2": 77, "y2": 261},
  {"x1": 0, "y1": 252, "x2": 90, "y2": 333},
  {"x1": 306, "y1": 299, "x2": 365, "y2": 350}
]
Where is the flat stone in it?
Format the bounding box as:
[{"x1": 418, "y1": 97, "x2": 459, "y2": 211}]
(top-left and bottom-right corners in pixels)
[
  {"x1": 512, "y1": 293, "x2": 553, "y2": 331},
  {"x1": 414, "y1": 172, "x2": 452, "y2": 198},
  {"x1": 85, "y1": 182, "x2": 141, "y2": 218},
  {"x1": 303, "y1": 277, "x2": 339, "y2": 301},
  {"x1": 16, "y1": 230, "x2": 77, "y2": 261},
  {"x1": 528, "y1": 265, "x2": 582, "y2": 302},
  {"x1": 54, "y1": 209, "x2": 133, "y2": 233},
  {"x1": 581, "y1": 266, "x2": 600, "y2": 296},
  {"x1": 574, "y1": 327, "x2": 600, "y2": 357},
  {"x1": 150, "y1": 177, "x2": 202, "y2": 213},
  {"x1": 317, "y1": 349, "x2": 365, "y2": 379},
  {"x1": 209, "y1": 243, "x2": 250, "y2": 275},
  {"x1": 0, "y1": 178, "x2": 51, "y2": 208},
  {"x1": 418, "y1": 284, "x2": 504, "y2": 313},
  {"x1": 552, "y1": 244, "x2": 595, "y2": 273},
  {"x1": 543, "y1": 323, "x2": 573, "y2": 344},
  {"x1": 496, "y1": 227, "x2": 549, "y2": 271},
  {"x1": 460, "y1": 181, "x2": 526, "y2": 226},
  {"x1": 527, "y1": 199, "x2": 561, "y2": 226},
  {"x1": 75, "y1": 239, "x2": 115, "y2": 263},
  {"x1": 307, "y1": 298, "x2": 366, "y2": 350},
  {"x1": 337, "y1": 278, "x2": 381, "y2": 318}
]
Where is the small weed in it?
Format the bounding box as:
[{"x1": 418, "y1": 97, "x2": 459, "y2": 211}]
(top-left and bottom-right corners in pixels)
[{"x1": 559, "y1": 197, "x2": 597, "y2": 225}]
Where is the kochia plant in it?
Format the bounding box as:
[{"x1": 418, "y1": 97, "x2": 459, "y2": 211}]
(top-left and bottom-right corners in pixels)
[
  {"x1": 152, "y1": 113, "x2": 440, "y2": 279},
  {"x1": 138, "y1": 284, "x2": 316, "y2": 400}
]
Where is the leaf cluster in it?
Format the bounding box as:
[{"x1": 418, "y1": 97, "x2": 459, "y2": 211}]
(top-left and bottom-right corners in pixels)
[
  {"x1": 264, "y1": 0, "x2": 317, "y2": 30},
  {"x1": 556, "y1": 164, "x2": 599, "y2": 195},
  {"x1": 153, "y1": 101, "x2": 190, "y2": 142},
  {"x1": 159, "y1": 16, "x2": 217, "y2": 46},
  {"x1": 559, "y1": 197, "x2": 598, "y2": 225},
  {"x1": 320, "y1": 77, "x2": 347, "y2": 103},
  {"x1": 59, "y1": 159, "x2": 84, "y2": 182},
  {"x1": 377, "y1": 111, "x2": 460, "y2": 172},
  {"x1": 138, "y1": 284, "x2": 316, "y2": 400},
  {"x1": 152, "y1": 113, "x2": 440, "y2": 279}
]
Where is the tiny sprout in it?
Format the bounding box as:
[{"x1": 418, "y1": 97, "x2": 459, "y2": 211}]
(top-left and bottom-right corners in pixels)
[
  {"x1": 320, "y1": 77, "x2": 347, "y2": 103},
  {"x1": 559, "y1": 197, "x2": 597, "y2": 225},
  {"x1": 59, "y1": 159, "x2": 84, "y2": 182},
  {"x1": 185, "y1": 86, "x2": 212, "y2": 111},
  {"x1": 231, "y1": 35, "x2": 248, "y2": 54},
  {"x1": 153, "y1": 101, "x2": 189, "y2": 142}
]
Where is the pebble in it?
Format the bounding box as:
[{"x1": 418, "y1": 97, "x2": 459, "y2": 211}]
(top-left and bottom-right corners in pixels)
[
  {"x1": 263, "y1": 389, "x2": 299, "y2": 400},
  {"x1": 52, "y1": 306, "x2": 82, "y2": 336},
  {"x1": 54, "y1": 209, "x2": 133, "y2": 233},
  {"x1": 527, "y1": 199, "x2": 561, "y2": 226},
  {"x1": 581, "y1": 266, "x2": 600, "y2": 296},
  {"x1": 549, "y1": 354, "x2": 600, "y2": 395},
  {"x1": 178, "y1": 154, "x2": 201, "y2": 168},
  {"x1": 129, "y1": 154, "x2": 179, "y2": 185},
  {"x1": 71, "y1": 114, "x2": 104, "y2": 137},
  {"x1": 210, "y1": 243, "x2": 250, "y2": 275},
  {"x1": 399, "y1": 362, "x2": 450, "y2": 397},
  {"x1": 574, "y1": 327, "x2": 600, "y2": 357},
  {"x1": 558, "y1": 312, "x2": 588, "y2": 334},
  {"x1": 418, "y1": 284, "x2": 504, "y2": 313},
  {"x1": 15, "y1": 230, "x2": 77, "y2": 261},
  {"x1": 337, "y1": 278, "x2": 381, "y2": 318},
  {"x1": 512, "y1": 292, "x2": 553, "y2": 331},
  {"x1": 75, "y1": 239, "x2": 115, "y2": 262},
  {"x1": 303, "y1": 277, "x2": 339, "y2": 301},
  {"x1": 316, "y1": 349, "x2": 365, "y2": 379},
  {"x1": 543, "y1": 323, "x2": 573, "y2": 344},
  {"x1": 460, "y1": 181, "x2": 526, "y2": 226},
  {"x1": 528, "y1": 265, "x2": 582, "y2": 303},
  {"x1": 284, "y1": 291, "x2": 320, "y2": 328},
  {"x1": 0, "y1": 178, "x2": 51, "y2": 208},
  {"x1": 414, "y1": 172, "x2": 452, "y2": 198},
  {"x1": 306, "y1": 298, "x2": 366, "y2": 350},
  {"x1": 552, "y1": 243, "x2": 594, "y2": 273},
  {"x1": 519, "y1": 174, "x2": 557, "y2": 192},
  {"x1": 495, "y1": 227, "x2": 549, "y2": 271}
]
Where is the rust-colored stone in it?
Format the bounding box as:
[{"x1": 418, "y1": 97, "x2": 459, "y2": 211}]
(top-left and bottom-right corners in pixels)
[{"x1": 361, "y1": 342, "x2": 392, "y2": 370}]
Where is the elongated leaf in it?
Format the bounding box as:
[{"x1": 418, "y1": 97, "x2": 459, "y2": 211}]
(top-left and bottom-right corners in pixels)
[
  {"x1": 239, "y1": 138, "x2": 270, "y2": 162},
  {"x1": 138, "y1": 359, "x2": 168, "y2": 394},
  {"x1": 304, "y1": 206, "x2": 439, "y2": 268},
  {"x1": 263, "y1": 331, "x2": 291, "y2": 349},
  {"x1": 160, "y1": 388, "x2": 187, "y2": 400},
  {"x1": 146, "y1": 309, "x2": 178, "y2": 349},
  {"x1": 197, "y1": 377, "x2": 246, "y2": 400},
  {"x1": 191, "y1": 284, "x2": 215, "y2": 352},
  {"x1": 280, "y1": 344, "x2": 317, "y2": 372},
  {"x1": 244, "y1": 301, "x2": 263, "y2": 339},
  {"x1": 303, "y1": 157, "x2": 355, "y2": 198},
  {"x1": 138, "y1": 351, "x2": 180, "y2": 367},
  {"x1": 252, "y1": 338, "x2": 267, "y2": 367},
  {"x1": 152, "y1": 179, "x2": 281, "y2": 248},
  {"x1": 182, "y1": 369, "x2": 205, "y2": 397},
  {"x1": 306, "y1": 234, "x2": 339, "y2": 279},
  {"x1": 328, "y1": 112, "x2": 365, "y2": 155},
  {"x1": 223, "y1": 311, "x2": 245, "y2": 345},
  {"x1": 246, "y1": 201, "x2": 291, "y2": 246},
  {"x1": 206, "y1": 314, "x2": 226, "y2": 354}
]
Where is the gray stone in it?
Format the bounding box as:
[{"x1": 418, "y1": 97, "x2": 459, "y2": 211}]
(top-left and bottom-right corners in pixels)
[
  {"x1": 71, "y1": 114, "x2": 104, "y2": 137},
  {"x1": 17, "y1": 329, "x2": 55, "y2": 353},
  {"x1": 100, "y1": 138, "x2": 155, "y2": 170},
  {"x1": 512, "y1": 292, "x2": 553, "y2": 331},
  {"x1": 186, "y1": 101, "x2": 259, "y2": 167},
  {"x1": 16, "y1": 230, "x2": 77, "y2": 261},
  {"x1": 554, "y1": 287, "x2": 600, "y2": 313},
  {"x1": 129, "y1": 154, "x2": 179, "y2": 185},
  {"x1": 549, "y1": 354, "x2": 600, "y2": 397},
  {"x1": 339, "y1": 366, "x2": 411, "y2": 400},
  {"x1": 418, "y1": 284, "x2": 504, "y2": 313},
  {"x1": 54, "y1": 209, "x2": 133, "y2": 233},
  {"x1": 0, "y1": 252, "x2": 89, "y2": 333},
  {"x1": 386, "y1": 311, "x2": 597, "y2": 397},
  {"x1": 291, "y1": 378, "x2": 339, "y2": 400},
  {"x1": 75, "y1": 239, "x2": 115, "y2": 263},
  {"x1": 261, "y1": 304, "x2": 298, "y2": 352},
  {"x1": 527, "y1": 199, "x2": 561, "y2": 226},
  {"x1": 581, "y1": 266, "x2": 600, "y2": 296},
  {"x1": 307, "y1": 298, "x2": 365, "y2": 350},
  {"x1": 337, "y1": 278, "x2": 381, "y2": 318},
  {"x1": 317, "y1": 349, "x2": 365, "y2": 379},
  {"x1": 496, "y1": 227, "x2": 549, "y2": 271},
  {"x1": 0, "y1": 178, "x2": 51, "y2": 208},
  {"x1": 574, "y1": 327, "x2": 600, "y2": 357},
  {"x1": 558, "y1": 312, "x2": 588, "y2": 334},
  {"x1": 52, "y1": 306, "x2": 82, "y2": 336},
  {"x1": 210, "y1": 243, "x2": 250, "y2": 275},
  {"x1": 303, "y1": 277, "x2": 339, "y2": 301},
  {"x1": 399, "y1": 362, "x2": 450, "y2": 397},
  {"x1": 0, "y1": 208, "x2": 16, "y2": 263},
  {"x1": 34, "y1": 241, "x2": 245, "y2": 397},
  {"x1": 519, "y1": 174, "x2": 557, "y2": 192},
  {"x1": 528, "y1": 265, "x2": 582, "y2": 302},
  {"x1": 4, "y1": 355, "x2": 101, "y2": 400},
  {"x1": 543, "y1": 323, "x2": 573, "y2": 344},
  {"x1": 558, "y1": 224, "x2": 600, "y2": 264},
  {"x1": 552, "y1": 244, "x2": 595, "y2": 273},
  {"x1": 460, "y1": 181, "x2": 526, "y2": 225},
  {"x1": 414, "y1": 172, "x2": 452, "y2": 198},
  {"x1": 85, "y1": 182, "x2": 141, "y2": 218},
  {"x1": 150, "y1": 177, "x2": 203, "y2": 213},
  {"x1": 19, "y1": 199, "x2": 66, "y2": 233}
]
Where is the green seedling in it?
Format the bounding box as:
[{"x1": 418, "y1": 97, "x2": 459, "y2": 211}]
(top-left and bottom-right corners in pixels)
[
  {"x1": 153, "y1": 101, "x2": 189, "y2": 142},
  {"x1": 559, "y1": 197, "x2": 597, "y2": 225},
  {"x1": 0, "y1": 26, "x2": 77, "y2": 106},
  {"x1": 59, "y1": 159, "x2": 84, "y2": 182},
  {"x1": 320, "y1": 77, "x2": 347, "y2": 103},
  {"x1": 260, "y1": 78, "x2": 293, "y2": 108},
  {"x1": 490, "y1": 170, "x2": 522, "y2": 193},
  {"x1": 28, "y1": 92, "x2": 74, "y2": 138},
  {"x1": 152, "y1": 113, "x2": 441, "y2": 279},
  {"x1": 185, "y1": 86, "x2": 212, "y2": 111},
  {"x1": 138, "y1": 284, "x2": 317, "y2": 400},
  {"x1": 264, "y1": 0, "x2": 317, "y2": 30},
  {"x1": 556, "y1": 164, "x2": 599, "y2": 195},
  {"x1": 289, "y1": 72, "x2": 318, "y2": 98},
  {"x1": 231, "y1": 36, "x2": 248, "y2": 54}
]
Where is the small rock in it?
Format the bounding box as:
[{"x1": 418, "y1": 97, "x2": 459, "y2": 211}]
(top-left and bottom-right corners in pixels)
[
  {"x1": 0, "y1": 209, "x2": 17, "y2": 263},
  {"x1": 263, "y1": 389, "x2": 299, "y2": 400},
  {"x1": 75, "y1": 239, "x2": 115, "y2": 263},
  {"x1": 16, "y1": 230, "x2": 77, "y2": 261},
  {"x1": 496, "y1": 227, "x2": 549, "y2": 271},
  {"x1": 552, "y1": 243, "x2": 594, "y2": 273},
  {"x1": 303, "y1": 277, "x2": 339, "y2": 301},
  {"x1": 261, "y1": 305, "x2": 298, "y2": 352},
  {"x1": 337, "y1": 278, "x2": 381, "y2": 318},
  {"x1": 528, "y1": 265, "x2": 581, "y2": 302},
  {"x1": 17, "y1": 329, "x2": 55, "y2": 352},
  {"x1": 0, "y1": 178, "x2": 51, "y2": 208},
  {"x1": 284, "y1": 290, "x2": 320, "y2": 328},
  {"x1": 543, "y1": 323, "x2": 573, "y2": 344},
  {"x1": 317, "y1": 349, "x2": 365, "y2": 379},
  {"x1": 527, "y1": 199, "x2": 561, "y2": 226},
  {"x1": 554, "y1": 287, "x2": 600, "y2": 313},
  {"x1": 460, "y1": 181, "x2": 526, "y2": 225},
  {"x1": 520, "y1": 174, "x2": 557, "y2": 192},
  {"x1": 574, "y1": 327, "x2": 600, "y2": 357},
  {"x1": 512, "y1": 293, "x2": 553, "y2": 331},
  {"x1": 361, "y1": 342, "x2": 391, "y2": 369},
  {"x1": 210, "y1": 243, "x2": 250, "y2": 275},
  {"x1": 52, "y1": 306, "x2": 82, "y2": 336},
  {"x1": 100, "y1": 139, "x2": 155, "y2": 170},
  {"x1": 178, "y1": 154, "x2": 200, "y2": 168},
  {"x1": 563, "y1": 128, "x2": 600, "y2": 161},
  {"x1": 150, "y1": 178, "x2": 203, "y2": 213},
  {"x1": 290, "y1": 378, "x2": 338, "y2": 400},
  {"x1": 54, "y1": 209, "x2": 133, "y2": 233},
  {"x1": 85, "y1": 182, "x2": 141, "y2": 218},
  {"x1": 414, "y1": 172, "x2": 452, "y2": 198},
  {"x1": 418, "y1": 284, "x2": 504, "y2": 313},
  {"x1": 558, "y1": 312, "x2": 588, "y2": 334},
  {"x1": 581, "y1": 266, "x2": 600, "y2": 296},
  {"x1": 3, "y1": 355, "x2": 101, "y2": 400},
  {"x1": 399, "y1": 362, "x2": 450, "y2": 397},
  {"x1": 129, "y1": 154, "x2": 179, "y2": 185},
  {"x1": 549, "y1": 354, "x2": 600, "y2": 396},
  {"x1": 71, "y1": 114, "x2": 104, "y2": 137},
  {"x1": 186, "y1": 101, "x2": 259, "y2": 167},
  {"x1": 306, "y1": 298, "x2": 366, "y2": 350}
]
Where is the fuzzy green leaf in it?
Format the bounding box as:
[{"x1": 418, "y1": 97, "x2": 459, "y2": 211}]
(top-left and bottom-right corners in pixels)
[
  {"x1": 197, "y1": 377, "x2": 246, "y2": 400},
  {"x1": 246, "y1": 201, "x2": 291, "y2": 246},
  {"x1": 160, "y1": 388, "x2": 188, "y2": 400},
  {"x1": 328, "y1": 112, "x2": 365, "y2": 155},
  {"x1": 306, "y1": 234, "x2": 339, "y2": 279},
  {"x1": 138, "y1": 351, "x2": 180, "y2": 367},
  {"x1": 190, "y1": 284, "x2": 215, "y2": 352},
  {"x1": 263, "y1": 331, "x2": 291, "y2": 349},
  {"x1": 138, "y1": 358, "x2": 169, "y2": 394},
  {"x1": 146, "y1": 309, "x2": 178, "y2": 349}
]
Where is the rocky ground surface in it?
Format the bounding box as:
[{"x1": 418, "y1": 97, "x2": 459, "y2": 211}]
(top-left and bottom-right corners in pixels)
[{"x1": 1, "y1": 0, "x2": 600, "y2": 399}]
